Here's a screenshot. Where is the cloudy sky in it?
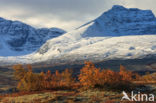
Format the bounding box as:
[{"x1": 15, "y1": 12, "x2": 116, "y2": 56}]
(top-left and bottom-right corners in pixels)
[{"x1": 0, "y1": 0, "x2": 156, "y2": 31}]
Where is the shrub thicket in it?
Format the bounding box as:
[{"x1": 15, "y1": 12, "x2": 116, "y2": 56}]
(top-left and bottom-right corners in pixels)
[
  {"x1": 13, "y1": 65, "x2": 75, "y2": 91},
  {"x1": 13, "y1": 62, "x2": 137, "y2": 91},
  {"x1": 78, "y1": 62, "x2": 134, "y2": 90}
]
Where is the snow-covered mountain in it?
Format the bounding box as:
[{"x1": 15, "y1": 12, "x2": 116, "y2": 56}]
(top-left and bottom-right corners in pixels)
[
  {"x1": 1, "y1": 5, "x2": 156, "y2": 66},
  {"x1": 79, "y1": 5, "x2": 156, "y2": 37},
  {"x1": 0, "y1": 17, "x2": 66, "y2": 56}
]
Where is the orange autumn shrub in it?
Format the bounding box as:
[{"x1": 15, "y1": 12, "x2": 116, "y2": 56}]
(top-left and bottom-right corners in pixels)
[
  {"x1": 13, "y1": 64, "x2": 75, "y2": 91},
  {"x1": 119, "y1": 65, "x2": 133, "y2": 81},
  {"x1": 78, "y1": 62, "x2": 134, "y2": 90},
  {"x1": 60, "y1": 69, "x2": 75, "y2": 87},
  {"x1": 51, "y1": 69, "x2": 75, "y2": 89},
  {"x1": 13, "y1": 64, "x2": 27, "y2": 80},
  {"x1": 98, "y1": 69, "x2": 122, "y2": 86},
  {"x1": 78, "y1": 61, "x2": 101, "y2": 88},
  {"x1": 17, "y1": 71, "x2": 44, "y2": 91},
  {"x1": 42, "y1": 70, "x2": 53, "y2": 89},
  {"x1": 13, "y1": 62, "x2": 137, "y2": 91},
  {"x1": 15, "y1": 65, "x2": 44, "y2": 91}
]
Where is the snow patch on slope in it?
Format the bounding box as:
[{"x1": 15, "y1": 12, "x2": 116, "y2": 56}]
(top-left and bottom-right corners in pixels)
[{"x1": 1, "y1": 34, "x2": 155, "y2": 65}]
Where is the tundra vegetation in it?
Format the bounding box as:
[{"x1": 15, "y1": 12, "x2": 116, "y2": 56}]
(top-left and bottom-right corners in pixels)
[{"x1": 1, "y1": 61, "x2": 156, "y2": 103}]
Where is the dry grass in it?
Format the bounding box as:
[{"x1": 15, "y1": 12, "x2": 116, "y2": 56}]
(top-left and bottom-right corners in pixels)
[
  {"x1": 1, "y1": 92, "x2": 56, "y2": 103},
  {"x1": 1, "y1": 87, "x2": 156, "y2": 103},
  {"x1": 0, "y1": 90, "x2": 123, "y2": 103},
  {"x1": 0, "y1": 90, "x2": 78, "y2": 103}
]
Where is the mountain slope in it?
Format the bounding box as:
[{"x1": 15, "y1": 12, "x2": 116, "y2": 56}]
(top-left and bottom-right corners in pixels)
[
  {"x1": 34, "y1": 5, "x2": 156, "y2": 59},
  {"x1": 0, "y1": 17, "x2": 66, "y2": 56},
  {"x1": 1, "y1": 5, "x2": 156, "y2": 66}
]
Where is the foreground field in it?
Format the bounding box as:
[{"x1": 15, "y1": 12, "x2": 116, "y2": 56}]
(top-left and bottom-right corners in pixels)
[
  {"x1": 1, "y1": 86, "x2": 156, "y2": 103},
  {"x1": 1, "y1": 62, "x2": 156, "y2": 103}
]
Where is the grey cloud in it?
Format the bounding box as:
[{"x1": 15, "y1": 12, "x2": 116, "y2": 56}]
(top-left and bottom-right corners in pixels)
[{"x1": 0, "y1": 0, "x2": 155, "y2": 31}]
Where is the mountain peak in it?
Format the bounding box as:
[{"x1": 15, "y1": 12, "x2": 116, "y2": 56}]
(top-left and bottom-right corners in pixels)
[
  {"x1": 0, "y1": 17, "x2": 66, "y2": 56},
  {"x1": 103, "y1": 5, "x2": 155, "y2": 20},
  {"x1": 80, "y1": 5, "x2": 156, "y2": 37},
  {"x1": 111, "y1": 5, "x2": 127, "y2": 11},
  {"x1": 0, "y1": 17, "x2": 6, "y2": 22}
]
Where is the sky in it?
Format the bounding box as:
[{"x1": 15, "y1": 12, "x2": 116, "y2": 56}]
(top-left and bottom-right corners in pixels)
[{"x1": 0, "y1": 0, "x2": 156, "y2": 31}]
